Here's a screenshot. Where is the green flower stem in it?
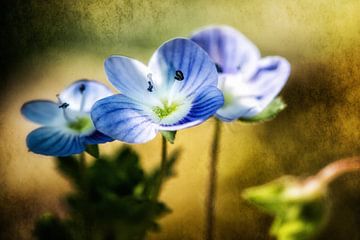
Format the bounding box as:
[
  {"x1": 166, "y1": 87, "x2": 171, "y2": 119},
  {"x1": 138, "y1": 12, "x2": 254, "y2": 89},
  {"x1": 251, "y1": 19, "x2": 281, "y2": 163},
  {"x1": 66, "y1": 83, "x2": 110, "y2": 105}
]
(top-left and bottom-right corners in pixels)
[
  {"x1": 153, "y1": 136, "x2": 168, "y2": 200},
  {"x1": 205, "y1": 118, "x2": 222, "y2": 240},
  {"x1": 79, "y1": 152, "x2": 86, "y2": 179},
  {"x1": 78, "y1": 152, "x2": 93, "y2": 239}
]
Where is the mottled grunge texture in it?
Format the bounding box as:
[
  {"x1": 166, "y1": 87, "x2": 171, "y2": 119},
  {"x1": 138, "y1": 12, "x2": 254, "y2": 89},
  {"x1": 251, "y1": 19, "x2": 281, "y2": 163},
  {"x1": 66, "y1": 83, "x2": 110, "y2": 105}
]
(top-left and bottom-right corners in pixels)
[{"x1": 1, "y1": 0, "x2": 360, "y2": 239}]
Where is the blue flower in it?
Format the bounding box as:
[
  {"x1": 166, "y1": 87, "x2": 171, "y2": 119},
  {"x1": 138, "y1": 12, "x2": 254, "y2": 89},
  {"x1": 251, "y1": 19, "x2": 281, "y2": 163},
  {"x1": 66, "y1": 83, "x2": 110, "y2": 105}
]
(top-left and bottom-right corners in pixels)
[
  {"x1": 91, "y1": 38, "x2": 224, "y2": 144},
  {"x1": 21, "y1": 80, "x2": 113, "y2": 156},
  {"x1": 191, "y1": 25, "x2": 291, "y2": 122}
]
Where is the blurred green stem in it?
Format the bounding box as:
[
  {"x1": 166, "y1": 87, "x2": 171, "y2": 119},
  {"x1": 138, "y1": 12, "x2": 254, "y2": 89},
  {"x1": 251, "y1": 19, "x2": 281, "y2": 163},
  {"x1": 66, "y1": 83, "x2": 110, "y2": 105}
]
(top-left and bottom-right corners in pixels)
[
  {"x1": 285, "y1": 156, "x2": 360, "y2": 201},
  {"x1": 79, "y1": 152, "x2": 87, "y2": 190},
  {"x1": 205, "y1": 118, "x2": 222, "y2": 240},
  {"x1": 79, "y1": 152, "x2": 93, "y2": 240},
  {"x1": 79, "y1": 152, "x2": 86, "y2": 176},
  {"x1": 154, "y1": 136, "x2": 168, "y2": 200},
  {"x1": 306, "y1": 156, "x2": 360, "y2": 189}
]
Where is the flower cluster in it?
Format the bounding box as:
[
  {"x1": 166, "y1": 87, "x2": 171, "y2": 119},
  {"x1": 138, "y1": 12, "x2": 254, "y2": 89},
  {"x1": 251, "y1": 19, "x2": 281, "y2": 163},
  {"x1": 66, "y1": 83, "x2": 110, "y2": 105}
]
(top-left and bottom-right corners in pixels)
[{"x1": 22, "y1": 26, "x2": 290, "y2": 155}]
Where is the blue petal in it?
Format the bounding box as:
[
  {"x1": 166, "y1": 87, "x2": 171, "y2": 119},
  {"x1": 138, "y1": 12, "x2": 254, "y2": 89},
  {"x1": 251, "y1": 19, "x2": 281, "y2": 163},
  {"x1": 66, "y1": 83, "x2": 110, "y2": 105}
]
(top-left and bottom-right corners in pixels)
[
  {"x1": 191, "y1": 25, "x2": 260, "y2": 78},
  {"x1": 104, "y1": 56, "x2": 160, "y2": 104},
  {"x1": 91, "y1": 94, "x2": 157, "y2": 144},
  {"x1": 245, "y1": 56, "x2": 290, "y2": 116},
  {"x1": 148, "y1": 38, "x2": 219, "y2": 97},
  {"x1": 216, "y1": 100, "x2": 257, "y2": 122},
  {"x1": 158, "y1": 86, "x2": 224, "y2": 131},
  {"x1": 83, "y1": 130, "x2": 113, "y2": 144},
  {"x1": 26, "y1": 127, "x2": 85, "y2": 156},
  {"x1": 21, "y1": 100, "x2": 64, "y2": 125},
  {"x1": 215, "y1": 56, "x2": 290, "y2": 121},
  {"x1": 58, "y1": 79, "x2": 113, "y2": 112}
]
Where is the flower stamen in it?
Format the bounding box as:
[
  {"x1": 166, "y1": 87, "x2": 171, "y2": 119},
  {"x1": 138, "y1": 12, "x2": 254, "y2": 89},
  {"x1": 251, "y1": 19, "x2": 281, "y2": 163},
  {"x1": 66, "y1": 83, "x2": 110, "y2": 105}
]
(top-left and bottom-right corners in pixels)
[
  {"x1": 79, "y1": 83, "x2": 86, "y2": 112},
  {"x1": 67, "y1": 116, "x2": 93, "y2": 133},
  {"x1": 153, "y1": 102, "x2": 178, "y2": 119},
  {"x1": 147, "y1": 73, "x2": 156, "y2": 93},
  {"x1": 58, "y1": 102, "x2": 69, "y2": 109},
  {"x1": 174, "y1": 70, "x2": 184, "y2": 81},
  {"x1": 223, "y1": 92, "x2": 233, "y2": 108},
  {"x1": 57, "y1": 94, "x2": 74, "y2": 122},
  {"x1": 147, "y1": 81, "x2": 154, "y2": 92}
]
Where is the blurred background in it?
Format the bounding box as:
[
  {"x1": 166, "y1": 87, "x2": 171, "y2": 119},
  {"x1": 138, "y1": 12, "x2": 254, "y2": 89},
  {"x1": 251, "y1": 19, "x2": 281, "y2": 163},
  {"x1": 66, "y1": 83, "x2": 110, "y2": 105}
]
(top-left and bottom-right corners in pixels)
[{"x1": 1, "y1": 0, "x2": 360, "y2": 239}]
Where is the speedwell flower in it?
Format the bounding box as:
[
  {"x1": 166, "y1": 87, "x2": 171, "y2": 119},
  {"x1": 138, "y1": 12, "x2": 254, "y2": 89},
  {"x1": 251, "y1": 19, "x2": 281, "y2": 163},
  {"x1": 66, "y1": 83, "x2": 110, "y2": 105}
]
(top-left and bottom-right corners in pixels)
[
  {"x1": 91, "y1": 38, "x2": 224, "y2": 144},
  {"x1": 191, "y1": 25, "x2": 291, "y2": 122},
  {"x1": 21, "y1": 80, "x2": 113, "y2": 156}
]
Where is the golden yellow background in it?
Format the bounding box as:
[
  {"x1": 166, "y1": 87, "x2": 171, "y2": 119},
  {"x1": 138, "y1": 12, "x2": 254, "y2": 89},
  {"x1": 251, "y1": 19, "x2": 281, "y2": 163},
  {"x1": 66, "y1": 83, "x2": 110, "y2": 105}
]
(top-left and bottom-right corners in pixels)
[{"x1": 1, "y1": 0, "x2": 360, "y2": 239}]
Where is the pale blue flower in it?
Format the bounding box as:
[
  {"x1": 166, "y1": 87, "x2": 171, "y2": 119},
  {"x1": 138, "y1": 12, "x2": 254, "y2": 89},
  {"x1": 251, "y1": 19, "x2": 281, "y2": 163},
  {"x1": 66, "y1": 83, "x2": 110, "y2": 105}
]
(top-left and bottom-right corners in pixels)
[
  {"x1": 191, "y1": 25, "x2": 291, "y2": 121},
  {"x1": 21, "y1": 80, "x2": 113, "y2": 156},
  {"x1": 91, "y1": 38, "x2": 224, "y2": 143}
]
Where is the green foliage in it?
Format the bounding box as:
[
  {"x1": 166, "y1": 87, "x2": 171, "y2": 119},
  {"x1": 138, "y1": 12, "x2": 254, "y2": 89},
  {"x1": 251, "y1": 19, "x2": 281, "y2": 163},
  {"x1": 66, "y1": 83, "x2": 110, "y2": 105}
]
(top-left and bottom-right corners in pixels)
[
  {"x1": 269, "y1": 200, "x2": 325, "y2": 240},
  {"x1": 160, "y1": 131, "x2": 177, "y2": 144},
  {"x1": 242, "y1": 177, "x2": 328, "y2": 240},
  {"x1": 239, "y1": 97, "x2": 286, "y2": 123},
  {"x1": 56, "y1": 155, "x2": 82, "y2": 186},
  {"x1": 33, "y1": 213, "x2": 73, "y2": 240},
  {"x1": 34, "y1": 146, "x2": 180, "y2": 240}
]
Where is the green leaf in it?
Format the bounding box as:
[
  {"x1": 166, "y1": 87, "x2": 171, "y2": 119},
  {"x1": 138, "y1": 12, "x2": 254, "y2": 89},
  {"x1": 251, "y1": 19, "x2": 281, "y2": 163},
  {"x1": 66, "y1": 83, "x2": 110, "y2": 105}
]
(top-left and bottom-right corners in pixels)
[
  {"x1": 85, "y1": 144, "x2": 99, "y2": 158},
  {"x1": 56, "y1": 156, "x2": 81, "y2": 186},
  {"x1": 84, "y1": 147, "x2": 145, "y2": 198},
  {"x1": 44, "y1": 146, "x2": 175, "y2": 240},
  {"x1": 160, "y1": 131, "x2": 176, "y2": 144},
  {"x1": 239, "y1": 97, "x2": 286, "y2": 123},
  {"x1": 33, "y1": 213, "x2": 73, "y2": 240}
]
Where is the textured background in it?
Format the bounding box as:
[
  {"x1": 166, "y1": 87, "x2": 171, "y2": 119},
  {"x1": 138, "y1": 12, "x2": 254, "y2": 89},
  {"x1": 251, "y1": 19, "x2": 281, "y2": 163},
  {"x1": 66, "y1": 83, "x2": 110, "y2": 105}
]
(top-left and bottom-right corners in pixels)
[{"x1": 1, "y1": 0, "x2": 360, "y2": 239}]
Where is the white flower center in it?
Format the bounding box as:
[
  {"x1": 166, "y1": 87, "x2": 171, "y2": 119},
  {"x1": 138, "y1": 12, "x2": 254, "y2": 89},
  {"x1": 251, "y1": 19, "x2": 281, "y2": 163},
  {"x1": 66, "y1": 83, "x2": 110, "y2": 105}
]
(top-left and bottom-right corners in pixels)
[
  {"x1": 145, "y1": 72, "x2": 192, "y2": 126},
  {"x1": 57, "y1": 93, "x2": 95, "y2": 134}
]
